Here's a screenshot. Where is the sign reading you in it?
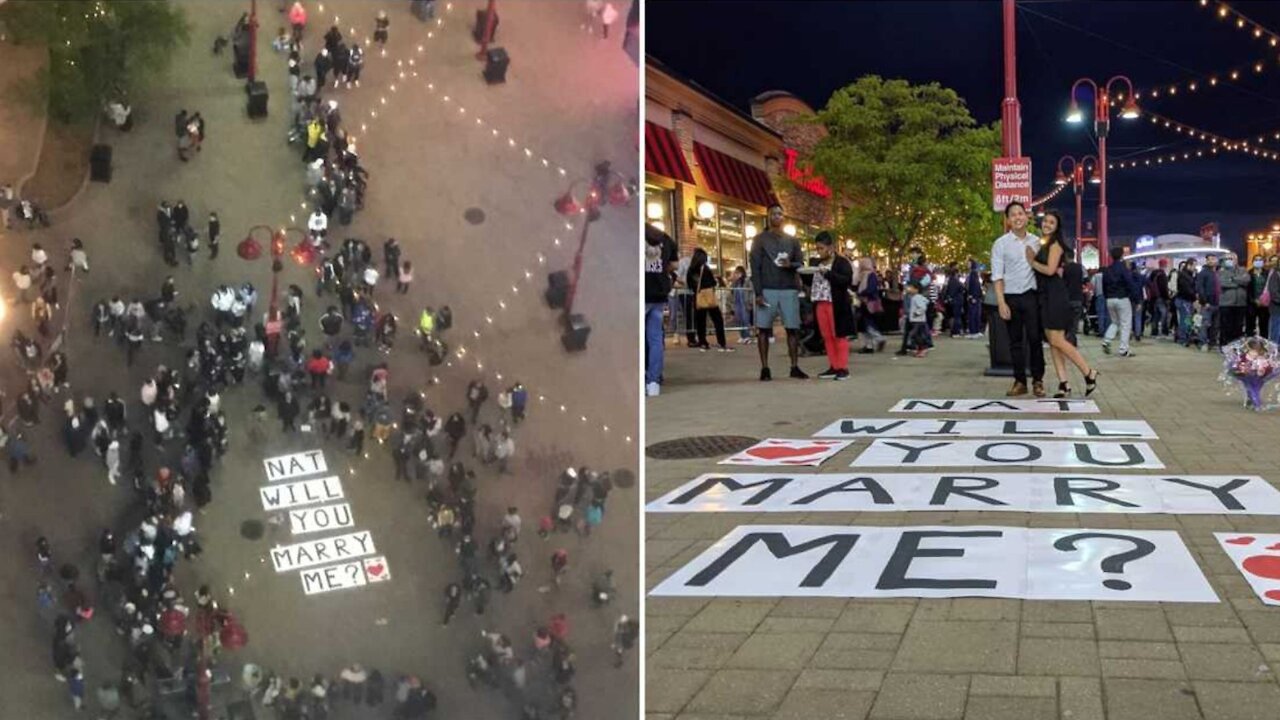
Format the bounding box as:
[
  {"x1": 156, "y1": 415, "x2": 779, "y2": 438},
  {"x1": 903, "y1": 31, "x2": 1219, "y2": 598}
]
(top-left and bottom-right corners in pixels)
[
  {"x1": 650, "y1": 524, "x2": 1217, "y2": 602},
  {"x1": 260, "y1": 450, "x2": 390, "y2": 595},
  {"x1": 851, "y1": 439, "x2": 1164, "y2": 469},
  {"x1": 648, "y1": 473, "x2": 1280, "y2": 515}
]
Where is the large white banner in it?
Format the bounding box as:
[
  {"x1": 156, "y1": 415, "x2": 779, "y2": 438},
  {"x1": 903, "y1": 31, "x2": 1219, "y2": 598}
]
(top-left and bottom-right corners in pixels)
[
  {"x1": 648, "y1": 473, "x2": 1280, "y2": 515},
  {"x1": 1214, "y1": 533, "x2": 1280, "y2": 606},
  {"x1": 851, "y1": 439, "x2": 1164, "y2": 469},
  {"x1": 270, "y1": 530, "x2": 377, "y2": 573},
  {"x1": 650, "y1": 525, "x2": 1217, "y2": 602},
  {"x1": 814, "y1": 418, "x2": 1155, "y2": 439},
  {"x1": 719, "y1": 439, "x2": 853, "y2": 467},
  {"x1": 889, "y1": 399, "x2": 1099, "y2": 414},
  {"x1": 263, "y1": 450, "x2": 328, "y2": 482}
]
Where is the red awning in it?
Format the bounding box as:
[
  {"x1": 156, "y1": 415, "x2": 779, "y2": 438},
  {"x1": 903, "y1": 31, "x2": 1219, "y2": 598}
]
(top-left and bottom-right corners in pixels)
[
  {"x1": 645, "y1": 122, "x2": 694, "y2": 184},
  {"x1": 694, "y1": 142, "x2": 776, "y2": 209}
]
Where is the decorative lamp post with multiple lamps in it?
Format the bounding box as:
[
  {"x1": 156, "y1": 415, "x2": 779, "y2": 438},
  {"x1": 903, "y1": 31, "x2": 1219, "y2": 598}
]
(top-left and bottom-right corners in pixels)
[
  {"x1": 547, "y1": 161, "x2": 634, "y2": 351},
  {"x1": 1053, "y1": 154, "x2": 1100, "y2": 262},
  {"x1": 239, "y1": 224, "x2": 307, "y2": 355},
  {"x1": 1066, "y1": 76, "x2": 1140, "y2": 266}
]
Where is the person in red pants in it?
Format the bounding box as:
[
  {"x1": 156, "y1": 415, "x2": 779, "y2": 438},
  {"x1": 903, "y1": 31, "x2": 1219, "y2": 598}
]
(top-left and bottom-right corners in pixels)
[{"x1": 811, "y1": 232, "x2": 855, "y2": 380}]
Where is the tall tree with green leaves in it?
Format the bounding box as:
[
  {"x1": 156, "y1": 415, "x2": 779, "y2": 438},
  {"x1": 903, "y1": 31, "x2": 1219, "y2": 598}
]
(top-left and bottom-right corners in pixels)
[
  {"x1": 808, "y1": 76, "x2": 1004, "y2": 270},
  {"x1": 2, "y1": 0, "x2": 189, "y2": 123}
]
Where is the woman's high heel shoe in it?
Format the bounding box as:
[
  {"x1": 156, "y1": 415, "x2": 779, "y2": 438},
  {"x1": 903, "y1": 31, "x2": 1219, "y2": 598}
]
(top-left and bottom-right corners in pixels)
[
  {"x1": 1085, "y1": 369, "x2": 1100, "y2": 397},
  {"x1": 1053, "y1": 382, "x2": 1071, "y2": 399}
]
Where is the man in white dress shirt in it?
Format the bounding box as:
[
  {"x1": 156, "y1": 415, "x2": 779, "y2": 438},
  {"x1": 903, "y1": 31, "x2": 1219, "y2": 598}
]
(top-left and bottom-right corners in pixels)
[{"x1": 990, "y1": 201, "x2": 1046, "y2": 397}]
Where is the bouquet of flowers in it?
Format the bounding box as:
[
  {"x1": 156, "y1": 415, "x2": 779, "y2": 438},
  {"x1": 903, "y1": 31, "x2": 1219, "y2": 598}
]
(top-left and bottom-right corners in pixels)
[{"x1": 1220, "y1": 336, "x2": 1280, "y2": 411}]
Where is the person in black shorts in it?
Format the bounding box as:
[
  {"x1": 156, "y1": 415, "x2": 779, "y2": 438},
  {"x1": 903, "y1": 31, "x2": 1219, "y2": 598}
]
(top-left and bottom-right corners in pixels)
[{"x1": 1026, "y1": 210, "x2": 1099, "y2": 398}]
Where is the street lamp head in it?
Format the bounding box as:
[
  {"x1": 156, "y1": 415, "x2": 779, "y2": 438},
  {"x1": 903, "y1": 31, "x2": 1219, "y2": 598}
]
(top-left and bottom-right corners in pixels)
[
  {"x1": 1119, "y1": 98, "x2": 1141, "y2": 119},
  {"x1": 1065, "y1": 102, "x2": 1084, "y2": 124},
  {"x1": 1053, "y1": 169, "x2": 1069, "y2": 186},
  {"x1": 1088, "y1": 171, "x2": 1101, "y2": 185}
]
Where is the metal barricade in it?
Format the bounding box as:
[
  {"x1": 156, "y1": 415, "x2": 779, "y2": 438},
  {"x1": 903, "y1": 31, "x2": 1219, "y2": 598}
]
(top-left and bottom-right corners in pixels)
[{"x1": 665, "y1": 287, "x2": 754, "y2": 338}]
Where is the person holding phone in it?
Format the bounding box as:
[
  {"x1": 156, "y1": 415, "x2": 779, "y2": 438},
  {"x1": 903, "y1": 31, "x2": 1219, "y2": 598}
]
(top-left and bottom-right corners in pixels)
[{"x1": 748, "y1": 203, "x2": 805, "y2": 381}]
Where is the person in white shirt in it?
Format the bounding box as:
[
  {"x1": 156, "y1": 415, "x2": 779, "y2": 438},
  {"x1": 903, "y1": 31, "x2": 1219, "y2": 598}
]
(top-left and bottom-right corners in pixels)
[{"x1": 990, "y1": 201, "x2": 1046, "y2": 397}]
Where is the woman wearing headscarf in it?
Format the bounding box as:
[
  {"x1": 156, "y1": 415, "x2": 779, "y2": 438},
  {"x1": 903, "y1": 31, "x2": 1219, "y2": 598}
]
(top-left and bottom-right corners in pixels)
[{"x1": 856, "y1": 257, "x2": 886, "y2": 353}]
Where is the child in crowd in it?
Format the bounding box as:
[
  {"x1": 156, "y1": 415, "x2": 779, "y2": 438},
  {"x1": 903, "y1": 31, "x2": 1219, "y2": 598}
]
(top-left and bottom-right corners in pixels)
[{"x1": 899, "y1": 282, "x2": 932, "y2": 358}]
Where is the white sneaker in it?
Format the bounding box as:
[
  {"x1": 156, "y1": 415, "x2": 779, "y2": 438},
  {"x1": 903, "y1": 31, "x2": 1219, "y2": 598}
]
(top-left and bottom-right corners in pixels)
[{"x1": 645, "y1": 382, "x2": 660, "y2": 397}]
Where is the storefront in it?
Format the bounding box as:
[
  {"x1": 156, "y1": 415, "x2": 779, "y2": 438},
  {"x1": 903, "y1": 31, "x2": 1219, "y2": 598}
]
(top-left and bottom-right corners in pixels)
[{"x1": 645, "y1": 57, "x2": 835, "y2": 279}]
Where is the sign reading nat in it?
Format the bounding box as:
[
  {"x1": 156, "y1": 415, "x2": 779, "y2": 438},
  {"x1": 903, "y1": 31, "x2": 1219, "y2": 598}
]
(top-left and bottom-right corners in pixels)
[{"x1": 264, "y1": 450, "x2": 328, "y2": 482}]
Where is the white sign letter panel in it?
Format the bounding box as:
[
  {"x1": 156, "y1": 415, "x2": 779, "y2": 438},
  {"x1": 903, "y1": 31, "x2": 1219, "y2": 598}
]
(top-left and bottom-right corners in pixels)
[{"x1": 850, "y1": 440, "x2": 1164, "y2": 469}]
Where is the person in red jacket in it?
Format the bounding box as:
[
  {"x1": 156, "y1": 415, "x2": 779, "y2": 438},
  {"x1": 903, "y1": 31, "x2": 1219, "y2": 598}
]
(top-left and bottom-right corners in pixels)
[{"x1": 305, "y1": 349, "x2": 332, "y2": 389}]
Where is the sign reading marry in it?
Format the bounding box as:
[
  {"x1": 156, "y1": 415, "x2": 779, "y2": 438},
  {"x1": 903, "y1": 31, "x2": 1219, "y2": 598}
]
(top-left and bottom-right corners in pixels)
[
  {"x1": 1214, "y1": 533, "x2": 1280, "y2": 606},
  {"x1": 270, "y1": 530, "x2": 377, "y2": 573},
  {"x1": 814, "y1": 418, "x2": 1154, "y2": 439},
  {"x1": 719, "y1": 439, "x2": 852, "y2": 467},
  {"x1": 889, "y1": 399, "x2": 1099, "y2": 414},
  {"x1": 264, "y1": 450, "x2": 329, "y2": 482},
  {"x1": 647, "y1": 473, "x2": 1280, "y2": 515},
  {"x1": 650, "y1": 524, "x2": 1216, "y2": 602},
  {"x1": 851, "y1": 440, "x2": 1164, "y2": 469}
]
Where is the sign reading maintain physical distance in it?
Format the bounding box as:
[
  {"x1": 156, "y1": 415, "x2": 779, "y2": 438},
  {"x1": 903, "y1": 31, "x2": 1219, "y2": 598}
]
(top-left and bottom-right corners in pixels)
[
  {"x1": 813, "y1": 418, "x2": 1155, "y2": 439},
  {"x1": 851, "y1": 439, "x2": 1164, "y2": 469},
  {"x1": 650, "y1": 524, "x2": 1217, "y2": 603},
  {"x1": 647, "y1": 473, "x2": 1280, "y2": 515}
]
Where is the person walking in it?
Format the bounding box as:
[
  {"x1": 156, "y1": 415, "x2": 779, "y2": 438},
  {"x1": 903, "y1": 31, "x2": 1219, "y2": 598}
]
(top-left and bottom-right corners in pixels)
[
  {"x1": 288, "y1": 1, "x2": 307, "y2": 40},
  {"x1": 856, "y1": 257, "x2": 886, "y2": 353},
  {"x1": 1101, "y1": 247, "x2": 1141, "y2": 357},
  {"x1": 991, "y1": 201, "x2": 1046, "y2": 396},
  {"x1": 644, "y1": 224, "x2": 678, "y2": 397},
  {"x1": 810, "y1": 232, "x2": 854, "y2": 379},
  {"x1": 748, "y1": 203, "x2": 806, "y2": 380},
  {"x1": 441, "y1": 583, "x2": 462, "y2": 625},
  {"x1": 396, "y1": 261, "x2": 413, "y2": 294},
  {"x1": 686, "y1": 248, "x2": 730, "y2": 352},
  {"x1": 1196, "y1": 254, "x2": 1222, "y2": 351},
  {"x1": 1026, "y1": 210, "x2": 1099, "y2": 396},
  {"x1": 1218, "y1": 253, "x2": 1249, "y2": 346},
  {"x1": 207, "y1": 212, "x2": 221, "y2": 259}
]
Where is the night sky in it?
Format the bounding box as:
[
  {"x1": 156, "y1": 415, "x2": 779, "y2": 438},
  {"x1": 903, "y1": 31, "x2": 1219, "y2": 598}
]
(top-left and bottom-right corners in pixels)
[{"x1": 647, "y1": 0, "x2": 1280, "y2": 255}]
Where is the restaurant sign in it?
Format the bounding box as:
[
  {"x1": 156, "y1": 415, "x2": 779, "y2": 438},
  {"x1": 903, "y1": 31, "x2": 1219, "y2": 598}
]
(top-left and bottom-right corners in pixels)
[{"x1": 784, "y1": 148, "x2": 832, "y2": 198}]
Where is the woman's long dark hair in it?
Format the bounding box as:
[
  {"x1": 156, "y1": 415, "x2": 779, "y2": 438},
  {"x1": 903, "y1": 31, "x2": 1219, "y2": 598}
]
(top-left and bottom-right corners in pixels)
[
  {"x1": 1041, "y1": 209, "x2": 1074, "y2": 257},
  {"x1": 690, "y1": 247, "x2": 709, "y2": 272}
]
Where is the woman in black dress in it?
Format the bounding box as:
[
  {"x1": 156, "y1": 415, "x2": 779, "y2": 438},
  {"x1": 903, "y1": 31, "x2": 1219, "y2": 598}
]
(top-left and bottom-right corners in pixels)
[{"x1": 1026, "y1": 210, "x2": 1099, "y2": 397}]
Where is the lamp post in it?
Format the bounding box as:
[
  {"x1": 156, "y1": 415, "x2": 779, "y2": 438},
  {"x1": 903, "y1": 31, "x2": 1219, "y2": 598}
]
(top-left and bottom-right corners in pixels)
[
  {"x1": 160, "y1": 602, "x2": 247, "y2": 720},
  {"x1": 476, "y1": 0, "x2": 497, "y2": 60},
  {"x1": 1066, "y1": 76, "x2": 1139, "y2": 266},
  {"x1": 1053, "y1": 154, "x2": 1100, "y2": 262},
  {"x1": 553, "y1": 161, "x2": 634, "y2": 321},
  {"x1": 247, "y1": 0, "x2": 259, "y2": 83},
  {"x1": 238, "y1": 224, "x2": 306, "y2": 355},
  {"x1": 1001, "y1": 0, "x2": 1022, "y2": 157}
]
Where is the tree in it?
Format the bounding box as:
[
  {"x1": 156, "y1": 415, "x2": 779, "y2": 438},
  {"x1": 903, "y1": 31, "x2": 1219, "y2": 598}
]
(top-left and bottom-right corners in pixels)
[
  {"x1": 807, "y1": 76, "x2": 1004, "y2": 270},
  {"x1": 2, "y1": 1, "x2": 189, "y2": 123}
]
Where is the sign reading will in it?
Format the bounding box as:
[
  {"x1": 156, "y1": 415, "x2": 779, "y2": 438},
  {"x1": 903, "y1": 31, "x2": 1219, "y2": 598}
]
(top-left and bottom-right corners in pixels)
[
  {"x1": 259, "y1": 476, "x2": 345, "y2": 511},
  {"x1": 813, "y1": 418, "x2": 1155, "y2": 439}
]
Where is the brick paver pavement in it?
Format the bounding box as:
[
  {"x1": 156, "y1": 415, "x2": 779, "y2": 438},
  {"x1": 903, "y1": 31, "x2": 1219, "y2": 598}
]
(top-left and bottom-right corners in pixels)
[{"x1": 646, "y1": 333, "x2": 1280, "y2": 720}]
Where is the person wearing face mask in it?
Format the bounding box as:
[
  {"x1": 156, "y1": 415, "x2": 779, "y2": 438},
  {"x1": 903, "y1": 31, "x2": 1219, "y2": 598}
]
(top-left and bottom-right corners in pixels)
[
  {"x1": 1217, "y1": 253, "x2": 1249, "y2": 346},
  {"x1": 1265, "y1": 255, "x2": 1280, "y2": 340},
  {"x1": 1195, "y1": 254, "x2": 1222, "y2": 351},
  {"x1": 1247, "y1": 254, "x2": 1269, "y2": 338},
  {"x1": 1174, "y1": 259, "x2": 1198, "y2": 346}
]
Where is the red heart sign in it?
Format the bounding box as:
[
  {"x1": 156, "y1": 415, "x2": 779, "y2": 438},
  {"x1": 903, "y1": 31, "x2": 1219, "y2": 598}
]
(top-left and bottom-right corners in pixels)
[
  {"x1": 1265, "y1": 590, "x2": 1280, "y2": 602},
  {"x1": 1266, "y1": 543, "x2": 1280, "y2": 551},
  {"x1": 1226, "y1": 536, "x2": 1257, "y2": 546},
  {"x1": 366, "y1": 562, "x2": 385, "y2": 578},
  {"x1": 745, "y1": 444, "x2": 833, "y2": 461},
  {"x1": 1243, "y1": 555, "x2": 1280, "y2": 580}
]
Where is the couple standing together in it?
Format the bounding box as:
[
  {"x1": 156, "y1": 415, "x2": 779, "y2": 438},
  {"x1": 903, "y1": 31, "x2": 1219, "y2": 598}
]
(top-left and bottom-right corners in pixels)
[{"x1": 991, "y1": 201, "x2": 1099, "y2": 398}]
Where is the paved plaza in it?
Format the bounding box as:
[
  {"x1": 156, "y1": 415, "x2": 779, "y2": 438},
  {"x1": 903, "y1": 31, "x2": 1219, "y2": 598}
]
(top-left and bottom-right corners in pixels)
[
  {"x1": 0, "y1": 1, "x2": 638, "y2": 717},
  {"x1": 646, "y1": 334, "x2": 1280, "y2": 720}
]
